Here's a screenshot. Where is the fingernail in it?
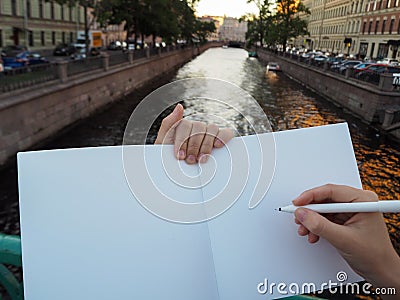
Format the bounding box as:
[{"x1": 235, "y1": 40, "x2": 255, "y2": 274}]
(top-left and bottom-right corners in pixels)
[
  {"x1": 187, "y1": 155, "x2": 196, "y2": 163},
  {"x1": 178, "y1": 150, "x2": 185, "y2": 159},
  {"x1": 199, "y1": 154, "x2": 208, "y2": 163},
  {"x1": 215, "y1": 140, "x2": 223, "y2": 147},
  {"x1": 296, "y1": 208, "x2": 308, "y2": 223}
]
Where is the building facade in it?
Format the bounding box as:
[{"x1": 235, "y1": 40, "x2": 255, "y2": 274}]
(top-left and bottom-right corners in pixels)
[
  {"x1": 0, "y1": 0, "x2": 85, "y2": 50},
  {"x1": 219, "y1": 17, "x2": 247, "y2": 42},
  {"x1": 299, "y1": 0, "x2": 400, "y2": 59},
  {"x1": 358, "y1": 0, "x2": 400, "y2": 59}
]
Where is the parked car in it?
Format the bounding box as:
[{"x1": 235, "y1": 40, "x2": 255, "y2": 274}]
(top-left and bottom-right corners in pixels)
[
  {"x1": 1, "y1": 45, "x2": 28, "y2": 57},
  {"x1": 0, "y1": 57, "x2": 4, "y2": 74},
  {"x1": 353, "y1": 64, "x2": 388, "y2": 76},
  {"x1": 16, "y1": 51, "x2": 49, "y2": 65},
  {"x1": 313, "y1": 55, "x2": 328, "y2": 62},
  {"x1": 107, "y1": 41, "x2": 123, "y2": 50},
  {"x1": 70, "y1": 47, "x2": 86, "y2": 60},
  {"x1": 327, "y1": 56, "x2": 346, "y2": 67},
  {"x1": 338, "y1": 60, "x2": 362, "y2": 74},
  {"x1": 357, "y1": 65, "x2": 400, "y2": 83},
  {"x1": 3, "y1": 51, "x2": 49, "y2": 69},
  {"x1": 376, "y1": 58, "x2": 399, "y2": 66},
  {"x1": 2, "y1": 55, "x2": 29, "y2": 69},
  {"x1": 352, "y1": 62, "x2": 374, "y2": 70},
  {"x1": 70, "y1": 47, "x2": 101, "y2": 60},
  {"x1": 53, "y1": 43, "x2": 76, "y2": 56}
]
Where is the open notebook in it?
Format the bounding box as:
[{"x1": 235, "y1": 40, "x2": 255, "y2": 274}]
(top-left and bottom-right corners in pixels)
[{"x1": 18, "y1": 123, "x2": 362, "y2": 299}]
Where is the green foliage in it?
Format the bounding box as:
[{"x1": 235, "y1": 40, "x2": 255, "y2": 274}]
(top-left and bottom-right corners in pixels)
[
  {"x1": 49, "y1": 0, "x2": 200, "y2": 47},
  {"x1": 242, "y1": 0, "x2": 273, "y2": 47},
  {"x1": 244, "y1": 0, "x2": 310, "y2": 49},
  {"x1": 96, "y1": 0, "x2": 198, "y2": 46},
  {"x1": 274, "y1": 0, "x2": 309, "y2": 49},
  {"x1": 195, "y1": 21, "x2": 216, "y2": 43}
]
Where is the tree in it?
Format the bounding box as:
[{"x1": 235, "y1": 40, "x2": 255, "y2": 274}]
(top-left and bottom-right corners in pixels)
[
  {"x1": 194, "y1": 20, "x2": 216, "y2": 43},
  {"x1": 274, "y1": 0, "x2": 310, "y2": 50},
  {"x1": 243, "y1": 0, "x2": 310, "y2": 50},
  {"x1": 97, "y1": 0, "x2": 142, "y2": 47},
  {"x1": 242, "y1": 0, "x2": 273, "y2": 47},
  {"x1": 97, "y1": 0, "x2": 199, "y2": 47}
]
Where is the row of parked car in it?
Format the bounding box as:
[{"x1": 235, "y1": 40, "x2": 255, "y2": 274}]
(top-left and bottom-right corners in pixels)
[
  {"x1": 53, "y1": 43, "x2": 101, "y2": 59},
  {"x1": 330, "y1": 60, "x2": 400, "y2": 82},
  {"x1": 295, "y1": 50, "x2": 400, "y2": 83},
  {"x1": 0, "y1": 43, "x2": 103, "y2": 72}
]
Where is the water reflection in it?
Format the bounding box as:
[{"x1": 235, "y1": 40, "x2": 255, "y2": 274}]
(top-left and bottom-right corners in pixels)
[{"x1": 174, "y1": 47, "x2": 400, "y2": 255}]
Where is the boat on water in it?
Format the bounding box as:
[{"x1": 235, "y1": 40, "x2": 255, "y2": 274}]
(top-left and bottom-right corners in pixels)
[
  {"x1": 266, "y1": 62, "x2": 281, "y2": 72},
  {"x1": 248, "y1": 51, "x2": 258, "y2": 58}
]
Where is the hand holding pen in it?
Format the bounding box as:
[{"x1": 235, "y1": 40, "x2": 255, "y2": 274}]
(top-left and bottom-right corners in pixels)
[{"x1": 291, "y1": 184, "x2": 400, "y2": 299}]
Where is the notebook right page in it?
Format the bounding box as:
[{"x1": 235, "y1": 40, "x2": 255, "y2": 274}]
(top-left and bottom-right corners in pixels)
[{"x1": 201, "y1": 123, "x2": 363, "y2": 299}]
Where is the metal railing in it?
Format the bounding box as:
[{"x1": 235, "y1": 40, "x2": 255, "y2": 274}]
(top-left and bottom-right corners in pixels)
[
  {"x1": 0, "y1": 63, "x2": 57, "y2": 93},
  {"x1": 67, "y1": 56, "x2": 103, "y2": 77},
  {"x1": 108, "y1": 52, "x2": 130, "y2": 67}
]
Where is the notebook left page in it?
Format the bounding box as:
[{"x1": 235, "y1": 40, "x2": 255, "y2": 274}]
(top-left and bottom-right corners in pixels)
[{"x1": 18, "y1": 145, "x2": 219, "y2": 300}]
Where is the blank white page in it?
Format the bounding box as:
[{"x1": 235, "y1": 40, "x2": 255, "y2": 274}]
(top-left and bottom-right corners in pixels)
[
  {"x1": 18, "y1": 146, "x2": 218, "y2": 300},
  {"x1": 202, "y1": 123, "x2": 363, "y2": 299}
]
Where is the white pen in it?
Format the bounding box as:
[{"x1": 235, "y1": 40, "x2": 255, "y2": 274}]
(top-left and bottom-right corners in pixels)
[{"x1": 276, "y1": 200, "x2": 400, "y2": 214}]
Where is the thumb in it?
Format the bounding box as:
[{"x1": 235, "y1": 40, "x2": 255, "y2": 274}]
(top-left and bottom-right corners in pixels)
[
  {"x1": 295, "y1": 208, "x2": 347, "y2": 248},
  {"x1": 155, "y1": 104, "x2": 184, "y2": 144}
]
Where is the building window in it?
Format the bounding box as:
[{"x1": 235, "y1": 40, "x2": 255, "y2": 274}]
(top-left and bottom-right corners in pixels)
[
  {"x1": 41, "y1": 31, "x2": 45, "y2": 46},
  {"x1": 362, "y1": 21, "x2": 367, "y2": 33},
  {"x1": 62, "y1": 32, "x2": 65, "y2": 43},
  {"x1": 28, "y1": 30, "x2": 33, "y2": 47},
  {"x1": 69, "y1": 5, "x2": 73, "y2": 21},
  {"x1": 382, "y1": 19, "x2": 386, "y2": 34},
  {"x1": 389, "y1": 19, "x2": 395, "y2": 33},
  {"x1": 27, "y1": 0, "x2": 31, "y2": 18},
  {"x1": 375, "y1": 20, "x2": 379, "y2": 34},
  {"x1": 368, "y1": 21, "x2": 373, "y2": 34},
  {"x1": 39, "y1": 0, "x2": 43, "y2": 18},
  {"x1": 398, "y1": 19, "x2": 400, "y2": 33},
  {"x1": 50, "y1": 1, "x2": 55, "y2": 19},
  {"x1": 0, "y1": 30, "x2": 3, "y2": 48},
  {"x1": 11, "y1": 0, "x2": 17, "y2": 15},
  {"x1": 60, "y1": 5, "x2": 64, "y2": 20},
  {"x1": 52, "y1": 31, "x2": 56, "y2": 45},
  {"x1": 69, "y1": 32, "x2": 73, "y2": 43}
]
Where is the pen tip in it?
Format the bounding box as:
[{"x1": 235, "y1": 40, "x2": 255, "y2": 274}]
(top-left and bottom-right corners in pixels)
[{"x1": 274, "y1": 207, "x2": 281, "y2": 211}]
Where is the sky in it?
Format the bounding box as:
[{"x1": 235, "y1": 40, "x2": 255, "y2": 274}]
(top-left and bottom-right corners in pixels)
[{"x1": 195, "y1": 0, "x2": 258, "y2": 18}]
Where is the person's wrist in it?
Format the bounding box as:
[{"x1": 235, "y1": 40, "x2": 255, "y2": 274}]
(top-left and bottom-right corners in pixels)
[{"x1": 369, "y1": 248, "x2": 400, "y2": 292}]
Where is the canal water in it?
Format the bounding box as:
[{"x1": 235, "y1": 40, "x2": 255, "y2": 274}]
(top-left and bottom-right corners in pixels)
[{"x1": 0, "y1": 47, "x2": 399, "y2": 298}]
